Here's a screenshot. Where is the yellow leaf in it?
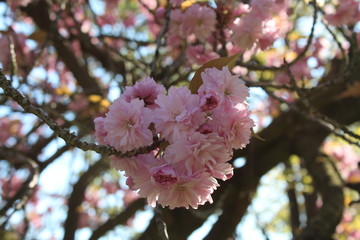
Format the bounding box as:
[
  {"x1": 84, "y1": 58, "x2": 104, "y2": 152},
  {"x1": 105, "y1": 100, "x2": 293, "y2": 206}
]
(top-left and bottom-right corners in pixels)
[
  {"x1": 180, "y1": 0, "x2": 197, "y2": 10},
  {"x1": 55, "y1": 86, "x2": 72, "y2": 96},
  {"x1": 262, "y1": 71, "x2": 275, "y2": 81},
  {"x1": 289, "y1": 155, "x2": 300, "y2": 165},
  {"x1": 188, "y1": 53, "x2": 240, "y2": 94},
  {"x1": 284, "y1": 51, "x2": 297, "y2": 62},
  {"x1": 303, "y1": 175, "x2": 312, "y2": 184},
  {"x1": 287, "y1": 31, "x2": 304, "y2": 42},
  {"x1": 88, "y1": 94, "x2": 102, "y2": 103},
  {"x1": 100, "y1": 99, "x2": 110, "y2": 108}
]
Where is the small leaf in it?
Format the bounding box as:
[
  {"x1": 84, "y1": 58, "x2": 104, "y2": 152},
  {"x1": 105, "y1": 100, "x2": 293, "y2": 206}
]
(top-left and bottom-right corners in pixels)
[
  {"x1": 0, "y1": 30, "x2": 10, "y2": 35},
  {"x1": 251, "y1": 128, "x2": 265, "y2": 141},
  {"x1": 181, "y1": 0, "x2": 196, "y2": 10},
  {"x1": 28, "y1": 29, "x2": 48, "y2": 43},
  {"x1": 188, "y1": 53, "x2": 240, "y2": 94}
]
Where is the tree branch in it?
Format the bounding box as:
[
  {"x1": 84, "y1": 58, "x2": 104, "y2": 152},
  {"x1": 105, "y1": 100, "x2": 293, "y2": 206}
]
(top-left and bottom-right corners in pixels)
[
  {"x1": 89, "y1": 198, "x2": 146, "y2": 240},
  {"x1": 0, "y1": 70, "x2": 162, "y2": 158},
  {"x1": 295, "y1": 155, "x2": 343, "y2": 240},
  {"x1": 63, "y1": 158, "x2": 110, "y2": 240}
]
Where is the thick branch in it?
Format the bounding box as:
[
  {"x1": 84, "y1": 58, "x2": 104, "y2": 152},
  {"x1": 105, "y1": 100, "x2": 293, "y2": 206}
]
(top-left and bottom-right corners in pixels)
[
  {"x1": 203, "y1": 95, "x2": 360, "y2": 240},
  {"x1": 296, "y1": 155, "x2": 343, "y2": 240},
  {"x1": 89, "y1": 198, "x2": 146, "y2": 240},
  {"x1": 21, "y1": 0, "x2": 102, "y2": 96},
  {"x1": 63, "y1": 159, "x2": 110, "y2": 240}
]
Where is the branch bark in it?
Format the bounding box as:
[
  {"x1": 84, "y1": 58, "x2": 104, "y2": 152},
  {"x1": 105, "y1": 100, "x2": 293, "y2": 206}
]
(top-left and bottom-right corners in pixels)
[
  {"x1": 89, "y1": 198, "x2": 146, "y2": 240},
  {"x1": 296, "y1": 155, "x2": 344, "y2": 240},
  {"x1": 63, "y1": 158, "x2": 110, "y2": 240},
  {"x1": 21, "y1": 0, "x2": 103, "y2": 96}
]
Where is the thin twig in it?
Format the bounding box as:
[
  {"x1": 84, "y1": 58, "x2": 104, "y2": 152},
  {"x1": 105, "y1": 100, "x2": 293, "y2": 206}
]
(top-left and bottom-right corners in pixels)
[
  {"x1": 0, "y1": 70, "x2": 162, "y2": 157},
  {"x1": 236, "y1": 0, "x2": 317, "y2": 72},
  {"x1": 150, "y1": 5, "x2": 171, "y2": 76}
]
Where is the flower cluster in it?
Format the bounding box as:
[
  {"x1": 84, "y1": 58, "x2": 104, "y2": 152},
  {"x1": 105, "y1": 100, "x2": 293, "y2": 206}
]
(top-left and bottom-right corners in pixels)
[
  {"x1": 325, "y1": 0, "x2": 360, "y2": 27},
  {"x1": 94, "y1": 67, "x2": 254, "y2": 209}
]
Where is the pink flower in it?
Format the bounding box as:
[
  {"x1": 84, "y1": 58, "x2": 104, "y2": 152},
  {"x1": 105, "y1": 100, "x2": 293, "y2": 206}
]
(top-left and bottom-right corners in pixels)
[
  {"x1": 199, "y1": 89, "x2": 220, "y2": 111},
  {"x1": 94, "y1": 117, "x2": 107, "y2": 144},
  {"x1": 199, "y1": 66, "x2": 249, "y2": 109},
  {"x1": 325, "y1": 0, "x2": 360, "y2": 26},
  {"x1": 169, "y1": 9, "x2": 184, "y2": 36},
  {"x1": 1, "y1": 175, "x2": 24, "y2": 199},
  {"x1": 181, "y1": 4, "x2": 216, "y2": 41},
  {"x1": 186, "y1": 45, "x2": 219, "y2": 66},
  {"x1": 207, "y1": 162, "x2": 234, "y2": 181},
  {"x1": 8, "y1": 0, "x2": 31, "y2": 11},
  {"x1": 251, "y1": 0, "x2": 275, "y2": 19},
  {"x1": 99, "y1": 66, "x2": 254, "y2": 209},
  {"x1": 231, "y1": 16, "x2": 262, "y2": 50},
  {"x1": 167, "y1": 34, "x2": 183, "y2": 48},
  {"x1": 122, "y1": 77, "x2": 165, "y2": 109},
  {"x1": 154, "y1": 86, "x2": 205, "y2": 142},
  {"x1": 103, "y1": 98, "x2": 153, "y2": 152},
  {"x1": 275, "y1": 58, "x2": 311, "y2": 84},
  {"x1": 164, "y1": 133, "x2": 232, "y2": 175},
  {"x1": 323, "y1": 142, "x2": 360, "y2": 179},
  {"x1": 157, "y1": 172, "x2": 219, "y2": 209},
  {"x1": 68, "y1": 94, "x2": 89, "y2": 112},
  {"x1": 257, "y1": 19, "x2": 279, "y2": 50},
  {"x1": 197, "y1": 123, "x2": 213, "y2": 134},
  {"x1": 151, "y1": 164, "x2": 179, "y2": 186},
  {"x1": 210, "y1": 104, "x2": 254, "y2": 149}
]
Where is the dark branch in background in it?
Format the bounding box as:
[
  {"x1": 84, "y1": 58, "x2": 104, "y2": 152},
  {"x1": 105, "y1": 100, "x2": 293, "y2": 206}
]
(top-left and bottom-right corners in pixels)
[
  {"x1": 98, "y1": 34, "x2": 155, "y2": 46},
  {"x1": 203, "y1": 51, "x2": 360, "y2": 240},
  {"x1": 154, "y1": 205, "x2": 170, "y2": 240},
  {"x1": 287, "y1": 183, "x2": 300, "y2": 237},
  {"x1": 322, "y1": 20, "x2": 348, "y2": 62},
  {"x1": 303, "y1": 191, "x2": 318, "y2": 225},
  {"x1": 39, "y1": 145, "x2": 71, "y2": 171},
  {"x1": 70, "y1": 15, "x2": 127, "y2": 78},
  {"x1": 21, "y1": 0, "x2": 103, "y2": 96},
  {"x1": 63, "y1": 158, "x2": 110, "y2": 240},
  {"x1": 150, "y1": 4, "x2": 171, "y2": 77},
  {"x1": 0, "y1": 71, "x2": 162, "y2": 158},
  {"x1": 295, "y1": 154, "x2": 343, "y2": 240},
  {"x1": 89, "y1": 198, "x2": 146, "y2": 240}
]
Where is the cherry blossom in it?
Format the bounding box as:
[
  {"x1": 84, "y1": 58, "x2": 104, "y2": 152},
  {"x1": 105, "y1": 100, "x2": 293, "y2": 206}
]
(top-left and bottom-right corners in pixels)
[
  {"x1": 199, "y1": 66, "x2": 249, "y2": 109},
  {"x1": 325, "y1": 0, "x2": 360, "y2": 26},
  {"x1": 154, "y1": 86, "x2": 205, "y2": 142},
  {"x1": 103, "y1": 98, "x2": 153, "y2": 152},
  {"x1": 95, "y1": 67, "x2": 253, "y2": 209},
  {"x1": 122, "y1": 76, "x2": 165, "y2": 109},
  {"x1": 181, "y1": 4, "x2": 217, "y2": 41}
]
